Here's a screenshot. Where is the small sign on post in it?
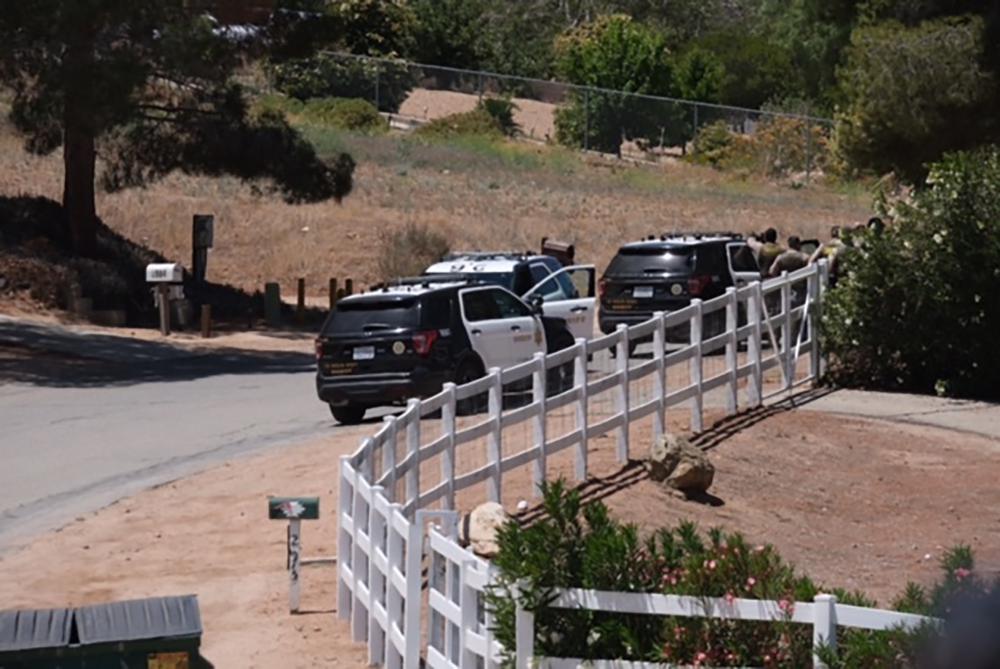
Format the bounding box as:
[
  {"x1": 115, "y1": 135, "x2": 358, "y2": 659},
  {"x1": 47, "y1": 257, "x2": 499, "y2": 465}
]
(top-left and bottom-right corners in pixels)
[{"x1": 268, "y1": 496, "x2": 320, "y2": 613}]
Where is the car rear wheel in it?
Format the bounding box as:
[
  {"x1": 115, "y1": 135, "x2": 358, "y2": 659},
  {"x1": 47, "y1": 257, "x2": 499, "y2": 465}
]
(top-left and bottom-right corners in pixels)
[{"x1": 330, "y1": 404, "x2": 366, "y2": 425}]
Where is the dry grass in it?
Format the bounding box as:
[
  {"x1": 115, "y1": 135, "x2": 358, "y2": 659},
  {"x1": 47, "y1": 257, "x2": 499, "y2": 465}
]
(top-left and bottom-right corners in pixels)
[{"x1": 0, "y1": 118, "x2": 872, "y2": 299}]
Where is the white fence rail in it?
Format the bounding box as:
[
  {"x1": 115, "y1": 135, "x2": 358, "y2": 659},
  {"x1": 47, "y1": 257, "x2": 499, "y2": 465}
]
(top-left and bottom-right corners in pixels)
[{"x1": 333, "y1": 262, "x2": 930, "y2": 669}]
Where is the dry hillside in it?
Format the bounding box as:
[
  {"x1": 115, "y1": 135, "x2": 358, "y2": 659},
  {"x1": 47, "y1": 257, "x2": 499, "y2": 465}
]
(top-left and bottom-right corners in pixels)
[{"x1": 0, "y1": 117, "x2": 871, "y2": 302}]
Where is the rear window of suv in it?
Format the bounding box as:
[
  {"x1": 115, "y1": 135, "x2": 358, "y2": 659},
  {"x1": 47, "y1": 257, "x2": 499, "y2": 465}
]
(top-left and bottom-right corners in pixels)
[
  {"x1": 606, "y1": 246, "x2": 695, "y2": 275},
  {"x1": 323, "y1": 297, "x2": 420, "y2": 335}
]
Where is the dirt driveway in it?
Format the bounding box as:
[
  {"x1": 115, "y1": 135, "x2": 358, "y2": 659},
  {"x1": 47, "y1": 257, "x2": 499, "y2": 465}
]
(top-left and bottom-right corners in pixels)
[{"x1": 1, "y1": 400, "x2": 998, "y2": 667}]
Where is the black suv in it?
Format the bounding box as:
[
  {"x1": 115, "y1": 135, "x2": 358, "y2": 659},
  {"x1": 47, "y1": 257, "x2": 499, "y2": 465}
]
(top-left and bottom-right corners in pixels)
[
  {"x1": 315, "y1": 282, "x2": 575, "y2": 424},
  {"x1": 599, "y1": 234, "x2": 760, "y2": 341}
]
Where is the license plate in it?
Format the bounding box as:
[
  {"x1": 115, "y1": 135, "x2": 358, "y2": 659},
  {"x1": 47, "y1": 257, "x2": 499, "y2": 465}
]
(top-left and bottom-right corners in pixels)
[
  {"x1": 633, "y1": 286, "x2": 654, "y2": 298},
  {"x1": 353, "y1": 345, "x2": 375, "y2": 361}
]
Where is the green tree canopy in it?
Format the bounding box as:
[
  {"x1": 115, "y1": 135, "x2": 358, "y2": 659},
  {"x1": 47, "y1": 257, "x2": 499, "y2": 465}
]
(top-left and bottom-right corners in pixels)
[
  {"x1": 0, "y1": 1, "x2": 354, "y2": 254},
  {"x1": 834, "y1": 16, "x2": 1000, "y2": 181}
]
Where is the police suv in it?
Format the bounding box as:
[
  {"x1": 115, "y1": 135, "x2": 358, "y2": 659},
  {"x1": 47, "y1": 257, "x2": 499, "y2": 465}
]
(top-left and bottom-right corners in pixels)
[
  {"x1": 315, "y1": 280, "x2": 576, "y2": 424},
  {"x1": 423, "y1": 252, "x2": 597, "y2": 341}
]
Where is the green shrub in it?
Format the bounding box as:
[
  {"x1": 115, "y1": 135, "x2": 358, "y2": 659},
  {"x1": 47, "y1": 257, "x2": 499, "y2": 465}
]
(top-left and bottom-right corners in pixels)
[
  {"x1": 690, "y1": 118, "x2": 829, "y2": 177},
  {"x1": 478, "y1": 97, "x2": 519, "y2": 137},
  {"x1": 301, "y1": 98, "x2": 386, "y2": 132},
  {"x1": 489, "y1": 480, "x2": 990, "y2": 668},
  {"x1": 823, "y1": 146, "x2": 1000, "y2": 399},
  {"x1": 269, "y1": 53, "x2": 414, "y2": 113},
  {"x1": 414, "y1": 107, "x2": 504, "y2": 139}
]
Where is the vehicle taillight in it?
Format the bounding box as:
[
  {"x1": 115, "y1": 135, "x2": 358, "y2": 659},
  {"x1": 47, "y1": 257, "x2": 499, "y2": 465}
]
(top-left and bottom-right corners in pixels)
[
  {"x1": 314, "y1": 338, "x2": 324, "y2": 361},
  {"x1": 598, "y1": 279, "x2": 608, "y2": 298},
  {"x1": 687, "y1": 274, "x2": 712, "y2": 296},
  {"x1": 412, "y1": 330, "x2": 439, "y2": 357}
]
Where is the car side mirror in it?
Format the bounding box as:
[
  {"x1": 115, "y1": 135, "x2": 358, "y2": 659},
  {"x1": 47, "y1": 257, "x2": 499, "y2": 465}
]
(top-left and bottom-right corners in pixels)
[{"x1": 529, "y1": 294, "x2": 544, "y2": 315}]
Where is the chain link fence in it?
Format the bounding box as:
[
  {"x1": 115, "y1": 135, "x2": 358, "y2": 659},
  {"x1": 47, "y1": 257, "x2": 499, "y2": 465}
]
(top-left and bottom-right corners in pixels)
[{"x1": 268, "y1": 51, "x2": 835, "y2": 182}]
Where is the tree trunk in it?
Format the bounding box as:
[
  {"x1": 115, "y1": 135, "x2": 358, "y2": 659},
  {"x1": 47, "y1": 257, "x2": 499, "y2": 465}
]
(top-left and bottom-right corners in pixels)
[
  {"x1": 63, "y1": 115, "x2": 97, "y2": 256},
  {"x1": 63, "y1": 27, "x2": 98, "y2": 256}
]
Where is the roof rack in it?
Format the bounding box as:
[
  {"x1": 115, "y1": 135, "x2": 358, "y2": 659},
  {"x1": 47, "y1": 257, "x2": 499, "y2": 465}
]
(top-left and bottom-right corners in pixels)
[
  {"x1": 442, "y1": 251, "x2": 533, "y2": 261},
  {"x1": 640, "y1": 231, "x2": 744, "y2": 242}
]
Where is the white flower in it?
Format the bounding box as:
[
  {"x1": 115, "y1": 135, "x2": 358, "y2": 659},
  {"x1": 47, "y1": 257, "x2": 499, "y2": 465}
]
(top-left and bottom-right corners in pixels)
[{"x1": 933, "y1": 233, "x2": 943, "y2": 244}]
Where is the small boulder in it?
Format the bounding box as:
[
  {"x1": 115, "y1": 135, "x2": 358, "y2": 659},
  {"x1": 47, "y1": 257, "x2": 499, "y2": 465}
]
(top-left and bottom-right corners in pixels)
[
  {"x1": 647, "y1": 433, "x2": 714, "y2": 495},
  {"x1": 462, "y1": 502, "x2": 509, "y2": 558}
]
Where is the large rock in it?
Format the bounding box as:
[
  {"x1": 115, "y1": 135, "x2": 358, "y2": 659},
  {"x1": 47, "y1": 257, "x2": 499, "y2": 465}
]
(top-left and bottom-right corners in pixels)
[
  {"x1": 462, "y1": 502, "x2": 509, "y2": 558},
  {"x1": 647, "y1": 433, "x2": 714, "y2": 495}
]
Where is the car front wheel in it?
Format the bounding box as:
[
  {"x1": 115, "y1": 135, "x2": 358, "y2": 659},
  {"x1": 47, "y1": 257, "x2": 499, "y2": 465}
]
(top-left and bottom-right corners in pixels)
[{"x1": 330, "y1": 403, "x2": 366, "y2": 425}]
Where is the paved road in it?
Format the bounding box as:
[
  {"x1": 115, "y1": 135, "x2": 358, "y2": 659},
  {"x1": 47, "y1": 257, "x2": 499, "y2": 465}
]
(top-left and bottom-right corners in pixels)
[{"x1": 0, "y1": 317, "x2": 388, "y2": 551}]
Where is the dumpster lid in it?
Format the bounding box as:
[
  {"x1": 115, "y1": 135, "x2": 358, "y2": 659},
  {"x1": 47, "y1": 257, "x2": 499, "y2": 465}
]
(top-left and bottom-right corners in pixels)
[
  {"x1": 0, "y1": 607, "x2": 72, "y2": 651},
  {"x1": 0, "y1": 595, "x2": 201, "y2": 652},
  {"x1": 75, "y1": 595, "x2": 202, "y2": 645}
]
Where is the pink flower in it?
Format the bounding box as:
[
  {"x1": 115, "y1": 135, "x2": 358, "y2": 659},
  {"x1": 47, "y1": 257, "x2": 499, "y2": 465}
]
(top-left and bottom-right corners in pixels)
[
  {"x1": 696, "y1": 651, "x2": 708, "y2": 663},
  {"x1": 955, "y1": 567, "x2": 971, "y2": 581},
  {"x1": 725, "y1": 591, "x2": 736, "y2": 604},
  {"x1": 755, "y1": 544, "x2": 766, "y2": 553},
  {"x1": 778, "y1": 598, "x2": 795, "y2": 615},
  {"x1": 763, "y1": 654, "x2": 772, "y2": 664},
  {"x1": 746, "y1": 576, "x2": 757, "y2": 587},
  {"x1": 708, "y1": 560, "x2": 717, "y2": 571}
]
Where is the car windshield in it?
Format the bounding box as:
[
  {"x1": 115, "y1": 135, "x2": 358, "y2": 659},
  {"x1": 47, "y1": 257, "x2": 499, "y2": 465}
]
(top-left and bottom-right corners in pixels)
[
  {"x1": 323, "y1": 298, "x2": 420, "y2": 335},
  {"x1": 606, "y1": 247, "x2": 695, "y2": 275},
  {"x1": 424, "y1": 271, "x2": 515, "y2": 291}
]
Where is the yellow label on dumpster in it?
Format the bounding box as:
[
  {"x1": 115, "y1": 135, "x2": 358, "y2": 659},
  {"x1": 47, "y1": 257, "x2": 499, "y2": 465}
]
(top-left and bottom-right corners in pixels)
[{"x1": 148, "y1": 651, "x2": 189, "y2": 669}]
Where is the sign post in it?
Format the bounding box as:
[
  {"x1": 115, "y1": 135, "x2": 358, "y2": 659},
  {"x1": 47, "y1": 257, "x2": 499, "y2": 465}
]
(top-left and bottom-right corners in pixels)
[
  {"x1": 268, "y1": 496, "x2": 321, "y2": 613},
  {"x1": 192, "y1": 214, "x2": 214, "y2": 283}
]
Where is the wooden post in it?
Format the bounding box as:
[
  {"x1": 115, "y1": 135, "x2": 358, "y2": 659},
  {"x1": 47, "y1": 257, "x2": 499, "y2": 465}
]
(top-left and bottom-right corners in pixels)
[
  {"x1": 264, "y1": 282, "x2": 281, "y2": 327},
  {"x1": 405, "y1": 399, "x2": 421, "y2": 508},
  {"x1": 749, "y1": 284, "x2": 763, "y2": 408},
  {"x1": 614, "y1": 324, "x2": 630, "y2": 463},
  {"x1": 813, "y1": 593, "x2": 838, "y2": 668},
  {"x1": 329, "y1": 277, "x2": 339, "y2": 311},
  {"x1": 652, "y1": 311, "x2": 666, "y2": 445},
  {"x1": 288, "y1": 518, "x2": 302, "y2": 613},
  {"x1": 531, "y1": 353, "x2": 547, "y2": 498},
  {"x1": 725, "y1": 288, "x2": 738, "y2": 415},
  {"x1": 345, "y1": 277, "x2": 354, "y2": 295},
  {"x1": 441, "y1": 383, "x2": 457, "y2": 510},
  {"x1": 573, "y1": 338, "x2": 588, "y2": 481},
  {"x1": 157, "y1": 284, "x2": 171, "y2": 336},
  {"x1": 486, "y1": 368, "x2": 503, "y2": 503},
  {"x1": 200, "y1": 303, "x2": 212, "y2": 339},
  {"x1": 690, "y1": 299, "x2": 704, "y2": 433},
  {"x1": 296, "y1": 277, "x2": 306, "y2": 325}
]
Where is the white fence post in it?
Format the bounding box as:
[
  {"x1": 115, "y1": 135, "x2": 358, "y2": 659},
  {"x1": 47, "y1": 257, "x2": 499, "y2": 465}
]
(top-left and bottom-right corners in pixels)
[
  {"x1": 531, "y1": 352, "x2": 547, "y2": 497},
  {"x1": 350, "y1": 464, "x2": 369, "y2": 642},
  {"x1": 405, "y1": 398, "x2": 421, "y2": 508},
  {"x1": 811, "y1": 262, "x2": 825, "y2": 383},
  {"x1": 725, "y1": 287, "x2": 739, "y2": 415},
  {"x1": 459, "y1": 561, "x2": 480, "y2": 669},
  {"x1": 781, "y1": 271, "x2": 793, "y2": 392},
  {"x1": 573, "y1": 338, "x2": 589, "y2": 482},
  {"x1": 441, "y1": 382, "x2": 457, "y2": 510},
  {"x1": 368, "y1": 486, "x2": 386, "y2": 666},
  {"x1": 689, "y1": 299, "x2": 704, "y2": 433},
  {"x1": 813, "y1": 593, "x2": 838, "y2": 668},
  {"x1": 382, "y1": 417, "x2": 398, "y2": 501},
  {"x1": 384, "y1": 503, "x2": 405, "y2": 669},
  {"x1": 403, "y1": 518, "x2": 423, "y2": 669},
  {"x1": 652, "y1": 311, "x2": 666, "y2": 445},
  {"x1": 487, "y1": 367, "x2": 503, "y2": 503},
  {"x1": 614, "y1": 324, "x2": 630, "y2": 462},
  {"x1": 337, "y1": 455, "x2": 352, "y2": 621},
  {"x1": 514, "y1": 601, "x2": 535, "y2": 669},
  {"x1": 748, "y1": 283, "x2": 763, "y2": 408}
]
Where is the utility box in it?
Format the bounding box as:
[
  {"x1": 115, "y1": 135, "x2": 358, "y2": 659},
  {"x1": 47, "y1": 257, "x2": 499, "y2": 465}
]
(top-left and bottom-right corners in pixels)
[
  {"x1": 0, "y1": 595, "x2": 205, "y2": 669},
  {"x1": 146, "y1": 263, "x2": 184, "y2": 284}
]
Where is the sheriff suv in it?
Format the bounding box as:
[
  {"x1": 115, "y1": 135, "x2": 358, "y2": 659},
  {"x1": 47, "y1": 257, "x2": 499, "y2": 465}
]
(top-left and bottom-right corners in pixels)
[
  {"x1": 315, "y1": 281, "x2": 576, "y2": 424},
  {"x1": 599, "y1": 233, "x2": 761, "y2": 342},
  {"x1": 423, "y1": 252, "x2": 597, "y2": 341}
]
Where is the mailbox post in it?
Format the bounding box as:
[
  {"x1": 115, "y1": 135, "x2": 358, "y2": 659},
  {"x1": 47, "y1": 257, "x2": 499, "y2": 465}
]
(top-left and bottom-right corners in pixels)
[
  {"x1": 146, "y1": 263, "x2": 184, "y2": 336},
  {"x1": 268, "y1": 496, "x2": 323, "y2": 613}
]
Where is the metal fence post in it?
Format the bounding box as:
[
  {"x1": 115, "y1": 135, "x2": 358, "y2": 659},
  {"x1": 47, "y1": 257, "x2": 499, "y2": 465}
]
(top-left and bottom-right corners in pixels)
[
  {"x1": 573, "y1": 338, "x2": 589, "y2": 481},
  {"x1": 487, "y1": 368, "x2": 503, "y2": 503},
  {"x1": 813, "y1": 593, "x2": 838, "y2": 668},
  {"x1": 583, "y1": 87, "x2": 590, "y2": 152},
  {"x1": 725, "y1": 288, "x2": 739, "y2": 415},
  {"x1": 692, "y1": 104, "x2": 700, "y2": 154},
  {"x1": 405, "y1": 398, "x2": 421, "y2": 508},
  {"x1": 614, "y1": 324, "x2": 630, "y2": 463},
  {"x1": 805, "y1": 122, "x2": 813, "y2": 184},
  {"x1": 689, "y1": 299, "x2": 704, "y2": 433},
  {"x1": 531, "y1": 353, "x2": 547, "y2": 497},
  {"x1": 441, "y1": 382, "x2": 457, "y2": 510},
  {"x1": 373, "y1": 60, "x2": 381, "y2": 111}
]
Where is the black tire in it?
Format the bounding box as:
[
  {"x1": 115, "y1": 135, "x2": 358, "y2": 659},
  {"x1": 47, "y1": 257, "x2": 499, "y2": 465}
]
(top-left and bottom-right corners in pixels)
[
  {"x1": 454, "y1": 357, "x2": 486, "y2": 416},
  {"x1": 330, "y1": 403, "x2": 366, "y2": 425}
]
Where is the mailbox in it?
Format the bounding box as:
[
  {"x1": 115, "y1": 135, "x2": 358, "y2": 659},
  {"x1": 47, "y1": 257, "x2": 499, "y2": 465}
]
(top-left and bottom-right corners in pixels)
[{"x1": 146, "y1": 263, "x2": 184, "y2": 283}]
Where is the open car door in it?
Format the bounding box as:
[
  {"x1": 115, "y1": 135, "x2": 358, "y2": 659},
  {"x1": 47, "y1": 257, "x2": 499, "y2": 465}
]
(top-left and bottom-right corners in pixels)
[
  {"x1": 726, "y1": 243, "x2": 761, "y2": 288},
  {"x1": 523, "y1": 264, "x2": 597, "y2": 341}
]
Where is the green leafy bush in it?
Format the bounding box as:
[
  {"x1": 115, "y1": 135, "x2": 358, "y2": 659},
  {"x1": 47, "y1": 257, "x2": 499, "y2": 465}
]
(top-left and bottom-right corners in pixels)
[
  {"x1": 415, "y1": 107, "x2": 503, "y2": 139},
  {"x1": 823, "y1": 146, "x2": 1000, "y2": 399},
  {"x1": 269, "y1": 53, "x2": 414, "y2": 113},
  {"x1": 253, "y1": 95, "x2": 387, "y2": 133},
  {"x1": 690, "y1": 118, "x2": 829, "y2": 177},
  {"x1": 489, "y1": 480, "x2": 992, "y2": 668},
  {"x1": 478, "y1": 97, "x2": 519, "y2": 137}
]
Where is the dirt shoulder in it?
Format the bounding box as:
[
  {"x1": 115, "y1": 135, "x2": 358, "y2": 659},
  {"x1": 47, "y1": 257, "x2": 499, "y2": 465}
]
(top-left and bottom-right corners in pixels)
[{"x1": 2, "y1": 405, "x2": 997, "y2": 667}]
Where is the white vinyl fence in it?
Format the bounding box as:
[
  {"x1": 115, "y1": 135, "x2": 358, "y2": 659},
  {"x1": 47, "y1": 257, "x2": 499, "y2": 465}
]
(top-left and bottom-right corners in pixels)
[{"x1": 335, "y1": 261, "x2": 933, "y2": 668}]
